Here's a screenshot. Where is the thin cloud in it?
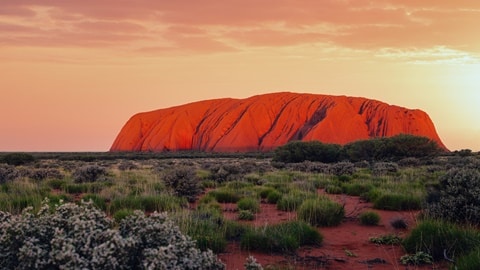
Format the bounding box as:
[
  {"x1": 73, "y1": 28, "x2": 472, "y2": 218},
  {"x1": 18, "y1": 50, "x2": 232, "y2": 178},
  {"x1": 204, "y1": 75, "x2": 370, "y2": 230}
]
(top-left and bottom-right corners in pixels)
[{"x1": 0, "y1": 0, "x2": 479, "y2": 58}]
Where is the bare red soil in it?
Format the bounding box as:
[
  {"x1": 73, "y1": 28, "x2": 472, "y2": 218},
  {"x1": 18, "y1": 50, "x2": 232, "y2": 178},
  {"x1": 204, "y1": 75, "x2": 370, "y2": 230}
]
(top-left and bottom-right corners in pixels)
[
  {"x1": 217, "y1": 191, "x2": 448, "y2": 270},
  {"x1": 111, "y1": 92, "x2": 446, "y2": 152}
]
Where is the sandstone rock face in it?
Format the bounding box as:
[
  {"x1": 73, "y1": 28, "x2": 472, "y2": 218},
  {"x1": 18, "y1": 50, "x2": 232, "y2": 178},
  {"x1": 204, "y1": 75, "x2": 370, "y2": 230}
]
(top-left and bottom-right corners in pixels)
[{"x1": 110, "y1": 92, "x2": 447, "y2": 152}]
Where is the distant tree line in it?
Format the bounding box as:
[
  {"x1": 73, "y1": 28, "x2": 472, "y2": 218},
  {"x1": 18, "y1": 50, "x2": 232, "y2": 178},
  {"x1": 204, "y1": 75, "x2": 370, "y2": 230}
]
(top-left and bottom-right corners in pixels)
[{"x1": 273, "y1": 134, "x2": 445, "y2": 163}]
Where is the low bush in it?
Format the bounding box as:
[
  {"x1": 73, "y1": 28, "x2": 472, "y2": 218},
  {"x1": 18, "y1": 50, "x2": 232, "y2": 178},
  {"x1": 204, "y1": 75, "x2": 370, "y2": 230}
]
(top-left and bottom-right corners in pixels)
[
  {"x1": 297, "y1": 197, "x2": 345, "y2": 227},
  {"x1": 425, "y1": 168, "x2": 480, "y2": 225},
  {"x1": 29, "y1": 168, "x2": 64, "y2": 181},
  {"x1": 372, "y1": 162, "x2": 399, "y2": 175},
  {"x1": 402, "y1": 219, "x2": 480, "y2": 261},
  {"x1": 390, "y1": 217, "x2": 408, "y2": 229},
  {"x1": 1, "y1": 153, "x2": 35, "y2": 166},
  {"x1": 240, "y1": 221, "x2": 322, "y2": 253},
  {"x1": 163, "y1": 166, "x2": 202, "y2": 202},
  {"x1": 237, "y1": 197, "x2": 260, "y2": 213},
  {"x1": 0, "y1": 200, "x2": 225, "y2": 269},
  {"x1": 330, "y1": 162, "x2": 355, "y2": 176},
  {"x1": 0, "y1": 164, "x2": 17, "y2": 184},
  {"x1": 359, "y1": 211, "x2": 380, "y2": 226},
  {"x1": 72, "y1": 165, "x2": 108, "y2": 183}
]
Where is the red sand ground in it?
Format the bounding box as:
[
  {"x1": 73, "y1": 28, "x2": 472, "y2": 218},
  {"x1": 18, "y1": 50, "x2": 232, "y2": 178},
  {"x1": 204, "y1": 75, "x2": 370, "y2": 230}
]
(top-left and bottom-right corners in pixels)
[{"x1": 216, "y1": 191, "x2": 448, "y2": 270}]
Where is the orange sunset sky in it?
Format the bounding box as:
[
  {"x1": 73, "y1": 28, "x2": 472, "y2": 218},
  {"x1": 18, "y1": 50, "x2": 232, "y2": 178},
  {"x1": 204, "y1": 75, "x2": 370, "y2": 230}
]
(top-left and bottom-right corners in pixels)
[{"x1": 1, "y1": 0, "x2": 479, "y2": 152}]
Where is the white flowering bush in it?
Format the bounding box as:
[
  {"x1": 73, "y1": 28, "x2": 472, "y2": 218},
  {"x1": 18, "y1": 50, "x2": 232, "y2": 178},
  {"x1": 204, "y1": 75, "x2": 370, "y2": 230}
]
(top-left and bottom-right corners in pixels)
[{"x1": 0, "y1": 199, "x2": 225, "y2": 269}]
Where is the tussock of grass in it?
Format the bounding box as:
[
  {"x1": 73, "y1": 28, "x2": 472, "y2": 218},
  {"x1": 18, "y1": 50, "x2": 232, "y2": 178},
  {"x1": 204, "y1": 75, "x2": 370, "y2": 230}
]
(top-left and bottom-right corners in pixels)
[
  {"x1": 403, "y1": 219, "x2": 480, "y2": 261},
  {"x1": 240, "y1": 221, "x2": 322, "y2": 253},
  {"x1": 297, "y1": 197, "x2": 345, "y2": 227}
]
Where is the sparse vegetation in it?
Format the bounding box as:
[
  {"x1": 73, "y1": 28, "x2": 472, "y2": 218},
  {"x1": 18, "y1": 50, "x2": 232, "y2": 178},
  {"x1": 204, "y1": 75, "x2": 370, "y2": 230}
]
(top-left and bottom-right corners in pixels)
[{"x1": 0, "y1": 150, "x2": 471, "y2": 269}]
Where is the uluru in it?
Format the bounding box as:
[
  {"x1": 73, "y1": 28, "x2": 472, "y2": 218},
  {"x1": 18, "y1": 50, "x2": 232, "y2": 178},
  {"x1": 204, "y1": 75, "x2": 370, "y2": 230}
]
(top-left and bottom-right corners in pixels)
[{"x1": 110, "y1": 92, "x2": 446, "y2": 152}]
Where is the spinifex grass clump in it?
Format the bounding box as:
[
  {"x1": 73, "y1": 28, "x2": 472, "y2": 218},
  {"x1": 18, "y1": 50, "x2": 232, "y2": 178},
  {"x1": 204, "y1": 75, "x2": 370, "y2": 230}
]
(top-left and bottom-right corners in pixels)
[
  {"x1": 276, "y1": 190, "x2": 316, "y2": 212},
  {"x1": 108, "y1": 194, "x2": 187, "y2": 214},
  {"x1": 359, "y1": 211, "x2": 381, "y2": 226},
  {"x1": 456, "y1": 248, "x2": 480, "y2": 270},
  {"x1": 402, "y1": 219, "x2": 480, "y2": 261},
  {"x1": 208, "y1": 188, "x2": 242, "y2": 203},
  {"x1": 297, "y1": 197, "x2": 345, "y2": 227},
  {"x1": 373, "y1": 192, "x2": 422, "y2": 211},
  {"x1": 237, "y1": 197, "x2": 260, "y2": 213},
  {"x1": 240, "y1": 221, "x2": 322, "y2": 253}
]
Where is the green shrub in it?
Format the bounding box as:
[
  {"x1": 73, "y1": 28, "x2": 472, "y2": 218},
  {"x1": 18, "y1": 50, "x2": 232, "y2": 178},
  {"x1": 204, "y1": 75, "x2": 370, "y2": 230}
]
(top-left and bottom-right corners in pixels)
[
  {"x1": 425, "y1": 168, "x2": 480, "y2": 225},
  {"x1": 402, "y1": 219, "x2": 480, "y2": 261},
  {"x1": 456, "y1": 248, "x2": 480, "y2": 270},
  {"x1": 373, "y1": 193, "x2": 422, "y2": 211},
  {"x1": 240, "y1": 221, "x2": 322, "y2": 253},
  {"x1": 0, "y1": 200, "x2": 225, "y2": 269},
  {"x1": 1, "y1": 153, "x2": 35, "y2": 166},
  {"x1": 359, "y1": 211, "x2": 380, "y2": 226},
  {"x1": 238, "y1": 210, "x2": 255, "y2": 221},
  {"x1": 273, "y1": 141, "x2": 342, "y2": 163},
  {"x1": 297, "y1": 197, "x2": 345, "y2": 227},
  {"x1": 237, "y1": 197, "x2": 260, "y2": 213},
  {"x1": 163, "y1": 166, "x2": 202, "y2": 203}
]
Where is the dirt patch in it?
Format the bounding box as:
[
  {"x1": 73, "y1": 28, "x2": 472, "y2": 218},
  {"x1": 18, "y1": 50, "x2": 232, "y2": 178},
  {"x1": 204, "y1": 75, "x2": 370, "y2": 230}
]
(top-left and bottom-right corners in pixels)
[{"x1": 217, "y1": 191, "x2": 449, "y2": 269}]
